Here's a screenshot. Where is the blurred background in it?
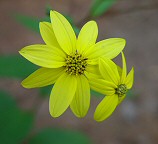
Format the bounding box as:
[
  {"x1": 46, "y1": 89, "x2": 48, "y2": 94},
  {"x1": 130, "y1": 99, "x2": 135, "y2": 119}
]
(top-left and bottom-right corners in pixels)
[{"x1": 0, "y1": 0, "x2": 158, "y2": 144}]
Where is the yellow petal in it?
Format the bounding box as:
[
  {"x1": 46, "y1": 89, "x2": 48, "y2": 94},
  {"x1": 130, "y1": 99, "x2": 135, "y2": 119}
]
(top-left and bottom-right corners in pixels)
[
  {"x1": 86, "y1": 59, "x2": 98, "y2": 65},
  {"x1": 84, "y1": 71, "x2": 101, "y2": 80},
  {"x1": 49, "y1": 73, "x2": 77, "y2": 117},
  {"x1": 94, "y1": 94, "x2": 118, "y2": 122},
  {"x1": 125, "y1": 67, "x2": 134, "y2": 89},
  {"x1": 22, "y1": 67, "x2": 65, "y2": 88},
  {"x1": 70, "y1": 75, "x2": 90, "y2": 118},
  {"x1": 117, "y1": 65, "x2": 122, "y2": 77},
  {"x1": 85, "y1": 64, "x2": 102, "y2": 79},
  {"x1": 39, "y1": 22, "x2": 60, "y2": 48},
  {"x1": 19, "y1": 44, "x2": 66, "y2": 68},
  {"x1": 84, "y1": 38, "x2": 126, "y2": 60},
  {"x1": 50, "y1": 11, "x2": 76, "y2": 55},
  {"x1": 87, "y1": 76, "x2": 116, "y2": 95},
  {"x1": 77, "y1": 21, "x2": 98, "y2": 54},
  {"x1": 99, "y1": 58, "x2": 120, "y2": 85},
  {"x1": 120, "y1": 52, "x2": 127, "y2": 83}
]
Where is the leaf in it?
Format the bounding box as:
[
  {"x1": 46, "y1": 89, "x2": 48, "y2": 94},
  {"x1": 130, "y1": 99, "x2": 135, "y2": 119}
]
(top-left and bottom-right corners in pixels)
[
  {"x1": 14, "y1": 14, "x2": 41, "y2": 33},
  {"x1": 0, "y1": 55, "x2": 38, "y2": 78},
  {"x1": 13, "y1": 13, "x2": 51, "y2": 33},
  {"x1": 90, "y1": 0, "x2": 117, "y2": 17},
  {"x1": 72, "y1": 25, "x2": 80, "y2": 35},
  {"x1": 126, "y1": 90, "x2": 137, "y2": 99},
  {"x1": 39, "y1": 85, "x2": 52, "y2": 97},
  {"x1": 29, "y1": 128, "x2": 91, "y2": 144},
  {"x1": 0, "y1": 91, "x2": 34, "y2": 144},
  {"x1": 45, "y1": 4, "x2": 53, "y2": 17},
  {"x1": 14, "y1": 11, "x2": 79, "y2": 35}
]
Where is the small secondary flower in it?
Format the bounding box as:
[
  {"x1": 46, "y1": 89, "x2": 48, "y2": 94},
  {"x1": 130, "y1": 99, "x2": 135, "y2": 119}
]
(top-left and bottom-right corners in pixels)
[
  {"x1": 88, "y1": 52, "x2": 134, "y2": 122},
  {"x1": 19, "y1": 10, "x2": 126, "y2": 118}
]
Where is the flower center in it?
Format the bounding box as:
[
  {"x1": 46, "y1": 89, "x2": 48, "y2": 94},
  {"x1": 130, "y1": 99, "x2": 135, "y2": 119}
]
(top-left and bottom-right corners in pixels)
[
  {"x1": 115, "y1": 84, "x2": 127, "y2": 97},
  {"x1": 65, "y1": 50, "x2": 88, "y2": 75}
]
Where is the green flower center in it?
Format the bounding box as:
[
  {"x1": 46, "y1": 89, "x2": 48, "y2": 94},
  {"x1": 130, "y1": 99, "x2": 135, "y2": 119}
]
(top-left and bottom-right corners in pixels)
[
  {"x1": 65, "y1": 50, "x2": 88, "y2": 75},
  {"x1": 115, "y1": 84, "x2": 127, "y2": 97}
]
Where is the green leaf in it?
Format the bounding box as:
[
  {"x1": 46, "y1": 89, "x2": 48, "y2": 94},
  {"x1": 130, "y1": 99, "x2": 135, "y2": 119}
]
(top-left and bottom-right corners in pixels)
[
  {"x1": 0, "y1": 55, "x2": 38, "y2": 78},
  {"x1": 14, "y1": 10, "x2": 79, "y2": 35},
  {"x1": 90, "y1": 0, "x2": 117, "y2": 17},
  {"x1": 29, "y1": 128, "x2": 91, "y2": 144},
  {"x1": 14, "y1": 14, "x2": 41, "y2": 33},
  {"x1": 126, "y1": 90, "x2": 137, "y2": 99},
  {"x1": 72, "y1": 25, "x2": 80, "y2": 35},
  {"x1": 0, "y1": 91, "x2": 34, "y2": 144},
  {"x1": 45, "y1": 4, "x2": 53, "y2": 17},
  {"x1": 39, "y1": 85, "x2": 52, "y2": 97},
  {"x1": 14, "y1": 14, "x2": 51, "y2": 33}
]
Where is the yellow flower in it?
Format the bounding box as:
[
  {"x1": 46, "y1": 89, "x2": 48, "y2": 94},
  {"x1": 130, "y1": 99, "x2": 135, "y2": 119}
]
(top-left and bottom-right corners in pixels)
[
  {"x1": 19, "y1": 10, "x2": 126, "y2": 118},
  {"x1": 88, "y1": 52, "x2": 134, "y2": 122}
]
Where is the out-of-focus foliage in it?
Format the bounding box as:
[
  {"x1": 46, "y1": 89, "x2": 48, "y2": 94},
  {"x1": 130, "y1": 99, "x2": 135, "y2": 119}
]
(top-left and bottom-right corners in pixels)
[
  {"x1": 29, "y1": 128, "x2": 91, "y2": 144},
  {"x1": 14, "y1": 14, "x2": 41, "y2": 33},
  {"x1": 0, "y1": 91, "x2": 91, "y2": 144},
  {"x1": 39, "y1": 85, "x2": 52, "y2": 97},
  {"x1": 0, "y1": 55, "x2": 37, "y2": 78},
  {"x1": 127, "y1": 90, "x2": 138, "y2": 99},
  {"x1": 14, "y1": 10, "x2": 80, "y2": 35},
  {"x1": 90, "y1": 0, "x2": 117, "y2": 17},
  {"x1": 0, "y1": 91, "x2": 34, "y2": 144}
]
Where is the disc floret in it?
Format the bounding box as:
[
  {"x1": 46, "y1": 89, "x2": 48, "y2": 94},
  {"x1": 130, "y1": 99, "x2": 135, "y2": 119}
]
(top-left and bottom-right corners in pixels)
[
  {"x1": 65, "y1": 50, "x2": 88, "y2": 75},
  {"x1": 115, "y1": 84, "x2": 127, "y2": 96}
]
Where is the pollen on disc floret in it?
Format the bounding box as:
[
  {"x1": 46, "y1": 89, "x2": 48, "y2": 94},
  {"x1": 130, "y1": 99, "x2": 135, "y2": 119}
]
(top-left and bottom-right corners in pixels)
[
  {"x1": 65, "y1": 50, "x2": 88, "y2": 75},
  {"x1": 115, "y1": 84, "x2": 127, "y2": 97}
]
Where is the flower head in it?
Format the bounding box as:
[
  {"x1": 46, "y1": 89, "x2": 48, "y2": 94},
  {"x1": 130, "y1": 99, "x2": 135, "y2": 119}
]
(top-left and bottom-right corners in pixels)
[
  {"x1": 88, "y1": 52, "x2": 134, "y2": 122},
  {"x1": 19, "y1": 10, "x2": 126, "y2": 118}
]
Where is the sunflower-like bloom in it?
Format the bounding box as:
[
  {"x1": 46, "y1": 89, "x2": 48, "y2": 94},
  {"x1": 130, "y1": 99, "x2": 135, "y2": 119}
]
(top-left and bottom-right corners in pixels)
[
  {"x1": 19, "y1": 10, "x2": 126, "y2": 118},
  {"x1": 88, "y1": 52, "x2": 134, "y2": 122}
]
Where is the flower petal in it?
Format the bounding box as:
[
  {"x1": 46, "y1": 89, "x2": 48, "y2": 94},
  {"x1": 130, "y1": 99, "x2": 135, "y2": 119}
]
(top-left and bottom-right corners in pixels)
[
  {"x1": 39, "y1": 22, "x2": 60, "y2": 48},
  {"x1": 120, "y1": 52, "x2": 127, "y2": 84},
  {"x1": 70, "y1": 75, "x2": 90, "y2": 118},
  {"x1": 94, "y1": 94, "x2": 118, "y2": 122},
  {"x1": 49, "y1": 73, "x2": 77, "y2": 117},
  {"x1": 125, "y1": 67, "x2": 134, "y2": 89},
  {"x1": 19, "y1": 44, "x2": 66, "y2": 68},
  {"x1": 87, "y1": 76, "x2": 116, "y2": 96},
  {"x1": 117, "y1": 65, "x2": 122, "y2": 77},
  {"x1": 84, "y1": 38, "x2": 126, "y2": 60},
  {"x1": 84, "y1": 71, "x2": 101, "y2": 80},
  {"x1": 77, "y1": 21, "x2": 98, "y2": 54},
  {"x1": 21, "y1": 67, "x2": 65, "y2": 88},
  {"x1": 85, "y1": 64, "x2": 102, "y2": 79},
  {"x1": 99, "y1": 58, "x2": 120, "y2": 85},
  {"x1": 50, "y1": 11, "x2": 76, "y2": 54}
]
